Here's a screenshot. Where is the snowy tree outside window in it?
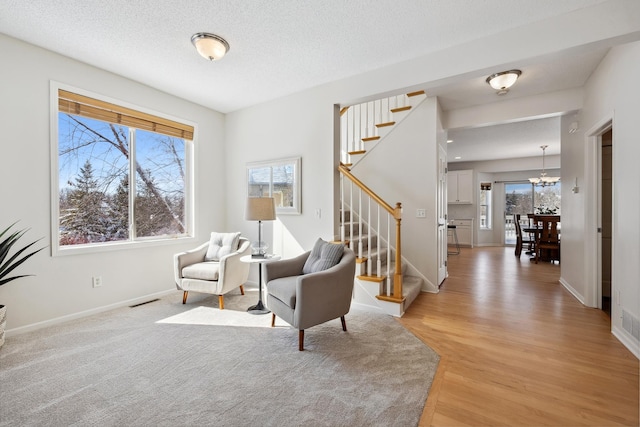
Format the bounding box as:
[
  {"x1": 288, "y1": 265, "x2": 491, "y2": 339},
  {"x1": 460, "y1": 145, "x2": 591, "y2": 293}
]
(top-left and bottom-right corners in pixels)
[{"x1": 56, "y1": 88, "x2": 192, "y2": 249}]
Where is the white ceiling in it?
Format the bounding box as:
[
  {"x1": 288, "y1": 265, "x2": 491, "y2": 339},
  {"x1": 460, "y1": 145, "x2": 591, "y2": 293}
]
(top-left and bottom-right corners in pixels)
[{"x1": 0, "y1": 0, "x2": 613, "y2": 161}]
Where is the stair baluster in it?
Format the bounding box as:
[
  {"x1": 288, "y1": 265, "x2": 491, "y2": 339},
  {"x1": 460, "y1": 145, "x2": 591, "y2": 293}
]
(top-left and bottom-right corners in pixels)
[
  {"x1": 377, "y1": 204, "x2": 382, "y2": 277},
  {"x1": 358, "y1": 187, "x2": 363, "y2": 258},
  {"x1": 387, "y1": 213, "x2": 391, "y2": 296},
  {"x1": 367, "y1": 197, "x2": 372, "y2": 276}
]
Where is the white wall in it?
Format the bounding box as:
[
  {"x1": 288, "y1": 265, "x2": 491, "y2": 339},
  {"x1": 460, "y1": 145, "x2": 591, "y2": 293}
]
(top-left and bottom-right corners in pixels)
[
  {"x1": 562, "y1": 40, "x2": 640, "y2": 354},
  {"x1": 0, "y1": 35, "x2": 225, "y2": 332},
  {"x1": 224, "y1": 84, "x2": 337, "y2": 259}
]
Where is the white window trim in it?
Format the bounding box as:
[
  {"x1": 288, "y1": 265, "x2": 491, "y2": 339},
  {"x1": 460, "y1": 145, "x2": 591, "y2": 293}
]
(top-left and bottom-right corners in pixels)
[{"x1": 49, "y1": 81, "x2": 196, "y2": 256}]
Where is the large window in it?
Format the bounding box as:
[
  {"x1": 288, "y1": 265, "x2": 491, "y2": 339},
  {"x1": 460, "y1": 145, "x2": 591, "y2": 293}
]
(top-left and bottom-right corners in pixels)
[
  {"x1": 504, "y1": 181, "x2": 561, "y2": 244},
  {"x1": 54, "y1": 87, "x2": 194, "y2": 252}
]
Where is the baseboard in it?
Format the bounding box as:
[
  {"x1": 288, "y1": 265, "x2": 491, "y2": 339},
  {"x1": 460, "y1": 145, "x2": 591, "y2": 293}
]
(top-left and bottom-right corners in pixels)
[
  {"x1": 612, "y1": 325, "x2": 640, "y2": 359},
  {"x1": 559, "y1": 277, "x2": 585, "y2": 305},
  {"x1": 6, "y1": 288, "x2": 177, "y2": 337}
]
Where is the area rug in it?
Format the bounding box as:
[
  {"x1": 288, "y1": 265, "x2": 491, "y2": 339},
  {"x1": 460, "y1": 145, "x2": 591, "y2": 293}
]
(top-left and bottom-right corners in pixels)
[{"x1": 0, "y1": 290, "x2": 439, "y2": 426}]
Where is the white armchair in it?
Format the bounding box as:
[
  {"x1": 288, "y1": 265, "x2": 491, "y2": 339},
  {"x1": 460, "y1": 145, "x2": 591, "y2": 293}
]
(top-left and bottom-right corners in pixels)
[{"x1": 174, "y1": 232, "x2": 251, "y2": 309}]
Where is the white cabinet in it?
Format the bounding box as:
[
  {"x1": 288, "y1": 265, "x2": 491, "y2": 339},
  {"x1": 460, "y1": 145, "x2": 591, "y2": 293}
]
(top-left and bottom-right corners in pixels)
[
  {"x1": 447, "y1": 219, "x2": 474, "y2": 247},
  {"x1": 447, "y1": 169, "x2": 473, "y2": 204}
]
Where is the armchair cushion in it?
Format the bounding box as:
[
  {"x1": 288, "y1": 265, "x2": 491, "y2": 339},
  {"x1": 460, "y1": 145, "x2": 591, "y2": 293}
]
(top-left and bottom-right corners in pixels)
[
  {"x1": 204, "y1": 232, "x2": 241, "y2": 261},
  {"x1": 182, "y1": 261, "x2": 220, "y2": 281},
  {"x1": 302, "y1": 238, "x2": 344, "y2": 274}
]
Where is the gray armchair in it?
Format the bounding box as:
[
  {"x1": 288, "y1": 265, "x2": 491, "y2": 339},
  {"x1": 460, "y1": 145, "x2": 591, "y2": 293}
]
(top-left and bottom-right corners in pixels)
[
  {"x1": 264, "y1": 244, "x2": 356, "y2": 351},
  {"x1": 174, "y1": 233, "x2": 251, "y2": 309}
]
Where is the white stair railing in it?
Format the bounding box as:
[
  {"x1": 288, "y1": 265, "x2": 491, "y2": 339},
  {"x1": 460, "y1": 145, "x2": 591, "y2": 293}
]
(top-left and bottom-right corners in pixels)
[
  {"x1": 340, "y1": 92, "x2": 424, "y2": 166},
  {"x1": 339, "y1": 163, "x2": 404, "y2": 302}
]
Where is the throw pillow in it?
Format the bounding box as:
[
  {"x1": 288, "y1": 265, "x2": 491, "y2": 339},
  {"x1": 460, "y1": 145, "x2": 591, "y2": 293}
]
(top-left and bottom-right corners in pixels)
[
  {"x1": 302, "y1": 238, "x2": 345, "y2": 274},
  {"x1": 205, "y1": 232, "x2": 241, "y2": 261}
]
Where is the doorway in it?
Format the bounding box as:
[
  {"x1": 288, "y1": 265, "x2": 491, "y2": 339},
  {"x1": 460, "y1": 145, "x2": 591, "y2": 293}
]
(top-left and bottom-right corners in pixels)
[
  {"x1": 585, "y1": 117, "x2": 614, "y2": 313},
  {"x1": 601, "y1": 129, "x2": 613, "y2": 316}
]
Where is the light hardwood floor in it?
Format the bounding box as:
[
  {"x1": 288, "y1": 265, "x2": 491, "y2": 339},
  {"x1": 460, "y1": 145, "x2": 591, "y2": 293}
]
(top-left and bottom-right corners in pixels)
[{"x1": 398, "y1": 246, "x2": 639, "y2": 427}]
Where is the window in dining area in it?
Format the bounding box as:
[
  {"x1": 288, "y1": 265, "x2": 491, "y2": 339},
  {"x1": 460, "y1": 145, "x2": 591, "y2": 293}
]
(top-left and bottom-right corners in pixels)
[
  {"x1": 504, "y1": 182, "x2": 561, "y2": 244},
  {"x1": 479, "y1": 182, "x2": 492, "y2": 229}
]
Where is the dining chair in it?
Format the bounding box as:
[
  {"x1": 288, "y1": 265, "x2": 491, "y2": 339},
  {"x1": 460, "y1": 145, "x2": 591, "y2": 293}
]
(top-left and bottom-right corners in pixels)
[
  {"x1": 534, "y1": 216, "x2": 560, "y2": 263},
  {"x1": 514, "y1": 214, "x2": 534, "y2": 257}
]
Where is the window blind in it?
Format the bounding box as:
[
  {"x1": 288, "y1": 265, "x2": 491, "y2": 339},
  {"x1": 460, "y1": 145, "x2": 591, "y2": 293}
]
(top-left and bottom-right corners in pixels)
[{"x1": 58, "y1": 89, "x2": 194, "y2": 140}]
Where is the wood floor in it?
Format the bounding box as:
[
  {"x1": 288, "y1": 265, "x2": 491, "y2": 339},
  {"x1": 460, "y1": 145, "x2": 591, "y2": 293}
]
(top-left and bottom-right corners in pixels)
[{"x1": 398, "y1": 246, "x2": 639, "y2": 427}]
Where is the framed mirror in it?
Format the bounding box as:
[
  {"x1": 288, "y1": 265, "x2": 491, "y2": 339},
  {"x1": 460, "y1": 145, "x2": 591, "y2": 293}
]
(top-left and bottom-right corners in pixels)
[{"x1": 247, "y1": 157, "x2": 301, "y2": 215}]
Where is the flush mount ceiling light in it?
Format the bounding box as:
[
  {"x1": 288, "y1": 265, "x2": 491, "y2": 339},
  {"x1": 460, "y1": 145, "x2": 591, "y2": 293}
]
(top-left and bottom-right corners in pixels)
[
  {"x1": 486, "y1": 69, "x2": 522, "y2": 95},
  {"x1": 191, "y1": 32, "x2": 229, "y2": 61},
  {"x1": 529, "y1": 145, "x2": 560, "y2": 187}
]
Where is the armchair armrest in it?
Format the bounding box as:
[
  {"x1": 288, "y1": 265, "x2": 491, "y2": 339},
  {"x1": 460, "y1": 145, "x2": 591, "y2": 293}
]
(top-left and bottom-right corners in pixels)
[
  {"x1": 217, "y1": 239, "x2": 252, "y2": 293},
  {"x1": 173, "y1": 242, "x2": 208, "y2": 285},
  {"x1": 264, "y1": 251, "x2": 310, "y2": 283}
]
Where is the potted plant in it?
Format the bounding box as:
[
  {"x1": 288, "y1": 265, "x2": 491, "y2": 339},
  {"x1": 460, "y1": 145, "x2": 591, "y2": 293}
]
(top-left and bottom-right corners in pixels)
[{"x1": 0, "y1": 222, "x2": 44, "y2": 349}]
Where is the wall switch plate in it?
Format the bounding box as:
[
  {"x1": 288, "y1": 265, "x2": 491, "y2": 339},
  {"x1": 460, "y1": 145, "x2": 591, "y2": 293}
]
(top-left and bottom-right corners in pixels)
[
  {"x1": 416, "y1": 209, "x2": 426, "y2": 218},
  {"x1": 92, "y1": 276, "x2": 102, "y2": 288}
]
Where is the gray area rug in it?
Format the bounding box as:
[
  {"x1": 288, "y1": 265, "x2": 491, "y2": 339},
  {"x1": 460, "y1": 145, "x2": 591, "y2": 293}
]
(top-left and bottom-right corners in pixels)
[{"x1": 0, "y1": 290, "x2": 439, "y2": 426}]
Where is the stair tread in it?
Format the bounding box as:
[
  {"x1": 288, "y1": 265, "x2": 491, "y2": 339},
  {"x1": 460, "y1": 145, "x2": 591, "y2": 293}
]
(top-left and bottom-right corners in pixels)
[
  {"x1": 348, "y1": 150, "x2": 366, "y2": 155},
  {"x1": 407, "y1": 90, "x2": 426, "y2": 97},
  {"x1": 362, "y1": 136, "x2": 380, "y2": 142},
  {"x1": 390, "y1": 106, "x2": 412, "y2": 113},
  {"x1": 375, "y1": 121, "x2": 395, "y2": 128}
]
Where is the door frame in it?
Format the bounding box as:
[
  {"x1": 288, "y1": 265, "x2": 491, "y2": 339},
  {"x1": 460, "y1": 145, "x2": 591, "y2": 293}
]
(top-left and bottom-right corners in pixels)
[
  {"x1": 437, "y1": 145, "x2": 447, "y2": 285},
  {"x1": 584, "y1": 114, "x2": 614, "y2": 309}
]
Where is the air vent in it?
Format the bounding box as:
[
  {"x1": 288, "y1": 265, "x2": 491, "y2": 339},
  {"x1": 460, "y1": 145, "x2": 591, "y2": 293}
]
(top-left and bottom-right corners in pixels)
[
  {"x1": 129, "y1": 298, "x2": 159, "y2": 308},
  {"x1": 622, "y1": 309, "x2": 640, "y2": 340}
]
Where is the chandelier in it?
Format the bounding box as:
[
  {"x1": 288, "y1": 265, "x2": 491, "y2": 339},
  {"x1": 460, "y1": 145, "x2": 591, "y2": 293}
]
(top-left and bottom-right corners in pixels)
[{"x1": 529, "y1": 145, "x2": 560, "y2": 187}]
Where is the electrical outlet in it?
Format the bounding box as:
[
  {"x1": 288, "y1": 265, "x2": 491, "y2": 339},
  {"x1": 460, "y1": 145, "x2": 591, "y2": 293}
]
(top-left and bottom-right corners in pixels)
[
  {"x1": 92, "y1": 276, "x2": 103, "y2": 288},
  {"x1": 416, "y1": 209, "x2": 426, "y2": 218}
]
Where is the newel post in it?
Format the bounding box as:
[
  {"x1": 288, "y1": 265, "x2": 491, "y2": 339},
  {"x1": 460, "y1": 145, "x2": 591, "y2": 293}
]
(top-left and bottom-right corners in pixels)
[{"x1": 393, "y1": 202, "x2": 403, "y2": 300}]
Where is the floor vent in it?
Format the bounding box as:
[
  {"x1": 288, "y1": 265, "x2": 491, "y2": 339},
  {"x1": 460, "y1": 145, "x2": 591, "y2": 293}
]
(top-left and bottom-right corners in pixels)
[
  {"x1": 129, "y1": 298, "x2": 160, "y2": 308},
  {"x1": 622, "y1": 309, "x2": 640, "y2": 340}
]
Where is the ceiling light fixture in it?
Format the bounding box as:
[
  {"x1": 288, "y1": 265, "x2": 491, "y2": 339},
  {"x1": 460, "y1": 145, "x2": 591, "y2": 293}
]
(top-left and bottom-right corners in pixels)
[
  {"x1": 191, "y1": 32, "x2": 230, "y2": 61},
  {"x1": 486, "y1": 69, "x2": 522, "y2": 95},
  {"x1": 529, "y1": 145, "x2": 560, "y2": 187}
]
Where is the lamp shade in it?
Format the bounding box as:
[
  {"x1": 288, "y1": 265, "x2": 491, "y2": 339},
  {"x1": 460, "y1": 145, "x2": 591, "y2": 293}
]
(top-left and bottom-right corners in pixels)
[
  {"x1": 191, "y1": 33, "x2": 229, "y2": 61},
  {"x1": 245, "y1": 197, "x2": 276, "y2": 221}
]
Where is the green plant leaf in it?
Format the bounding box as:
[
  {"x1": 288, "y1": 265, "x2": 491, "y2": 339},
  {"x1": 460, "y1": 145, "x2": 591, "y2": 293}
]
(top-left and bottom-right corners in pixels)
[{"x1": 0, "y1": 222, "x2": 45, "y2": 287}]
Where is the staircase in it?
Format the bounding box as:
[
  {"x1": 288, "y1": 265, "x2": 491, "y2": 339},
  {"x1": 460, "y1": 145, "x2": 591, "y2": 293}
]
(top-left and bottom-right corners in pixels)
[
  {"x1": 341, "y1": 90, "x2": 426, "y2": 167},
  {"x1": 337, "y1": 91, "x2": 427, "y2": 317}
]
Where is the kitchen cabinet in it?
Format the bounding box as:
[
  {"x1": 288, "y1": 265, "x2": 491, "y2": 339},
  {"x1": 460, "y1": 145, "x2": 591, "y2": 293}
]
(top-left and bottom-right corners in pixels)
[
  {"x1": 448, "y1": 169, "x2": 473, "y2": 204},
  {"x1": 447, "y1": 219, "x2": 474, "y2": 247}
]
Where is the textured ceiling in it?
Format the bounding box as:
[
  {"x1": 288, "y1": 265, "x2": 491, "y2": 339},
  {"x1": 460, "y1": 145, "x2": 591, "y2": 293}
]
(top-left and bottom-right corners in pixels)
[
  {"x1": 0, "y1": 0, "x2": 618, "y2": 163},
  {"x1": 0, "y1": 0, "x2": 606, "y2": 113}
]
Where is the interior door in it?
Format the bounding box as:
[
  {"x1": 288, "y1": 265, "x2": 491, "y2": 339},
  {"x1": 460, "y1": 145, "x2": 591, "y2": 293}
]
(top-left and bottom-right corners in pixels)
[{"x1": 437, "y1": 145, "x2": 447, "y2": 285}]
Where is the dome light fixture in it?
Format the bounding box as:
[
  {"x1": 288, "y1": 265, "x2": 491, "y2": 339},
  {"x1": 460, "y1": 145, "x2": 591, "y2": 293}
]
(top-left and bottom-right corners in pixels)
[
  {"x1": 191, "y1": 32, "x2": 230, "y2": 61},
  {"x1": 486, "y1": 69, "x2": 522, "y2": 95}
]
